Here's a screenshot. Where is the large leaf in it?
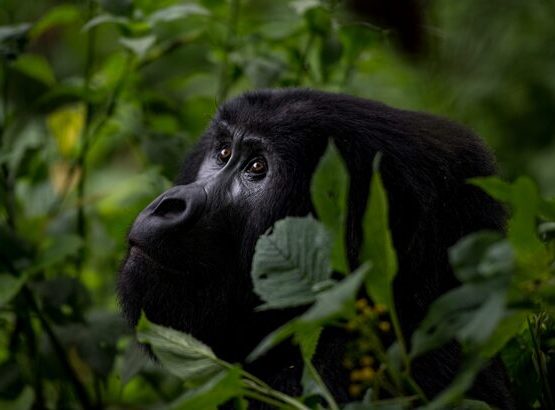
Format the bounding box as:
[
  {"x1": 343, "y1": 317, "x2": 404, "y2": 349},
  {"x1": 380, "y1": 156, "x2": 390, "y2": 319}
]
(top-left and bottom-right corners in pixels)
[
  {"x1": 248, "y1": 265, "x2": 368, "y2": 362},
  {"x1": 410, "y1": 278, "x2": 508, "y2": 358},
  {"x1": 170, "y1": 367, "x2": 243, "y2": 410},
  {"x1": 136, "y1": 313, "x2": 225, "y2": 382},
  {"x1": 361, "y1": 156, "x2": 398, "y2": 308},
  {"x1": 470, "y1": 176, "x2": 550, "y2": 277},
  {"x1": 251, "y1": 216, "x2": 333, "y2": 310},
  {"x1": 311, "y1": 142, "x2": 349, "y2": 273},
  {"x1": 11, "y1": 54, "x2": 56, "y2": 85}
]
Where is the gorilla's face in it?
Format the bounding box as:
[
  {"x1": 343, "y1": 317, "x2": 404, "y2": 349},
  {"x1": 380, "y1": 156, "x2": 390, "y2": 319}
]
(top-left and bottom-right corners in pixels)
[{"x1": 117, "y1": 94, "x2": 326, "y2": 355}]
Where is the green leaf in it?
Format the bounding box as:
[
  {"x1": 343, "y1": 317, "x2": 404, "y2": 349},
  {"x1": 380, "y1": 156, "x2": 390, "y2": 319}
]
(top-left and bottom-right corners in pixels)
[
  {"x1": 479, "y1": 310, "x2": 528, "y2": 358},
  {"x1": 410, "y1": 278, "x2": 508, "y2": 357},
  {"x1": 361, "y1": 156, "x2": 398, "y2": 308},
  {"x1": 11, "y1": 54, "x2": 56, "y2": 86},
  {"x1": 82, "y1": 14, "x2": 130, "y2": 32},
  {"x1": 30, "y1": 5, "x2": 81, "y2": 39},
  {"x1": 453, "y1": 400, "x2": 492, "y2": 410},
  {"x1": 300, "y1": 263, "x2": 368, "y2": 324},
  {"x1": 120, "y1": 342, "x2": 148, "y2": 385},
  {"x1": 119, "y1": 35, "x2": 156, "y2": 59},
  {"x1": 247, "y1": 321, "x2": 297, "y2": 362},
  {"x1": 0, "y1": 274, "x2": 28, "y2": 307},
  {"x1": 311, "y1": 142, "x2": 349, "y2": 273},
  {"x1": 295, "y1": 326, "x2": 322, "y2": 361},
  {"x1": 31, "y1": 234, "x2": 83, "y2": 273},
  {"x1": 136, "y1": 313, "x2": 225, "y2": 382},
  {"x1": 148, "y1": 5, "x2": 209, "y2": 25},
  {"x1": 251, "y1": 216, "x2": 333, "y2": 310},
  {"x1": 248, "y1": 265, "x2": 367, "y2": 362},
  {"x1": 421, "y1": 357, "x2": 484, "y2": 410},
  {"x1": 469, "y1": 176, "x2": 512, "y2": 202},
  {"x1": 0, "y1": 386, "x2": 34, "y2": 410},
  {"x1": 448, "y1": 231, "x2": 511, "y2": 282},
  {"x1": 170, "y1": 367, "x2": 243, "y2": 410},
  {"x1": 290, "y1": 0, "x2": 320, "y2": 15},
  {"x1": 0, "y1": 23, "x2": 31, "y2": 59}
]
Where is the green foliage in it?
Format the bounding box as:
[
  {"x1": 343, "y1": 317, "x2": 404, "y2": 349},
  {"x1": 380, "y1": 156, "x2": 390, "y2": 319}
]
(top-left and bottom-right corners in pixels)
[
  {"x1": 0, "y1": 0, "x2": 554, "y2": 409},
  {"x1": 252, "y1": 216, "x2": 334, "y2": 309}
]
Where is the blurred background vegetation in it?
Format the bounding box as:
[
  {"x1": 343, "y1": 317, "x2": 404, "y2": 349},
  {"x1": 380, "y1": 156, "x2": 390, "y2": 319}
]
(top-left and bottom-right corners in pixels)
[{"x1": 0, "y1": 0, "x2": 554, "y2": 409}]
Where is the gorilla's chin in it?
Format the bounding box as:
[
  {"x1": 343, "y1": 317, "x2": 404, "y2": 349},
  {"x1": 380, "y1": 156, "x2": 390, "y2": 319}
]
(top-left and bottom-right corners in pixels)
[{"x1": 117, "y1": 246, "x2": 240, "y2": 349}]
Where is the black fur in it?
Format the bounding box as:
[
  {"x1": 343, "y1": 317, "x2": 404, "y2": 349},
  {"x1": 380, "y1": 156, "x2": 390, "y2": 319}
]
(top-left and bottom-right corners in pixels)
[{"x1": 117, "y1": 89, "x2": 514, "y2": 408}]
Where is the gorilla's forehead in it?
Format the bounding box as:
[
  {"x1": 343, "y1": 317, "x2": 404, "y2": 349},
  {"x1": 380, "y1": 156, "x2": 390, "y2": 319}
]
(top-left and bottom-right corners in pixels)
[{"x1": 215, "y1": 89, "x2": 322, "y2": 145}]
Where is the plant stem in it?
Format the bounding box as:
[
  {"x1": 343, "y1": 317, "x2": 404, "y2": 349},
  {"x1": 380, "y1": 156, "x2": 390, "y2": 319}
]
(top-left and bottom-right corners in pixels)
[
  {"x1": 23, "y1": 286, "x2": 95, "y2": 410},
  {"x1": 217, "y1": 0, "x2": 240, "y2": 103},
  {"x1": 75, "y1": 0, "x2": 97, "y2": 272},
  {"x1": 296, "y1": 32, "x2": 315, "y2": 85},
  {"x1": 0, "y1": 61, "x2": 16, "y2": 229},
  {"x1": 304, "y1": 360, "x2": 339, "y2": 410}
]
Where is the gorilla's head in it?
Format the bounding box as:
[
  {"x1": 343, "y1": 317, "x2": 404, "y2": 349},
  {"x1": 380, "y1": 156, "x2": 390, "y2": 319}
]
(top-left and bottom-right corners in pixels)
[
  {"x1": 118, "y1": 90, "x2": 332, "y2": 359},
  {"x1": 117, "y1": 88, "x2": 504, "y2": 364}
]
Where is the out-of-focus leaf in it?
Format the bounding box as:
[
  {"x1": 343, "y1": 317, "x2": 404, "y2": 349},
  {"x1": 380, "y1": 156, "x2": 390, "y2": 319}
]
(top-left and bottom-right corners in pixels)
[
  {"x1": 148, "y1": 5, "x2": 209, "y2": 25},
  {"x1": 0, "y1": 23, "x2": 31, "y2": 60},
  {"x1": 448, "y1": 231, "x2": 510, "y2": 282},
  {"x1": 31, "y1": 234, "x2": 83, "y2": 273},
  {"x1": 539, "y1": 198, "x2": 555, "y2": 221},
  {"x1": 30, "y1": 5, "x2": 81, "y2": 38},
  {"x1": 290, "y1": 0, "x2": 320, "y2": 15},
  {"x1": 11, "y1": 54, "x2": 56, "y2": 86},
  {"x1": 46, "y1": 103, "x2": 85, "y2": 157},
  {"x1": 410, "y1": 278, "x2": 508, "y2": 357},
  {"x1": 136, "y1": 313, "x2": 225, "y2": 382},
  {"x1": 311, "y1": 142, "x2": 349, "y2": 273},
  {"x1": 251, "y1": 216, "x2": 333, "y2": 310},
  {"x1": 82, "y1": 14, "x2": 130, "y2": 32},
  {"x1": 120, "y1": 341, "x2": 148, "y2": 385},
  {"x1": 479, "y1": 310, "x2": 528, "y2": 358},
  {"x1": 0, "y1": 386, "x2": 34, "y2": 410},
  {"x1": 305, "y1": 7, "x2": 331, "y2": 36},
  {"x1": 170, "y1": 367, "x2": 243, "y2": 410},
  {"x1": 361, "y1": 156, "x2": 398, "y2": 309},
  {"x1": 470, "y1": 176, "x2": 550, "y2": 276},
  {"x1": 119, "y1": 35, "x2": 156, "y2": 59},
  {"x1": 421, "y1": 357, "x2": 484, "y2": 410},
  {"x1": 0, "y1": 274, "x2": 28, "y2": 307}
]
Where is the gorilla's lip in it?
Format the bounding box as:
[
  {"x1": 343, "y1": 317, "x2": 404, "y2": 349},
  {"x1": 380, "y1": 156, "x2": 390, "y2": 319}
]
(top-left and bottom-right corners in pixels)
[{"x1": 128, "y1": 246, "x2": 183, "y2": 276}]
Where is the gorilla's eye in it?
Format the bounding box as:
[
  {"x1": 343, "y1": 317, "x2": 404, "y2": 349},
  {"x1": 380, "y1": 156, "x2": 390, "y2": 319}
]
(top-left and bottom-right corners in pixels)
[
  {"x1": 218, "y1": 147, "x2": 232, "y2": 163},
  {"x1": 247, "y1": 159, "x2": 267, "y2": 175}
]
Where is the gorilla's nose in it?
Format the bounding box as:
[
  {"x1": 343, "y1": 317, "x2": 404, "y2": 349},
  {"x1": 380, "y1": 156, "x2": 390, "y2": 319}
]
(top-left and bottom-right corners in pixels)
[{"x1": 129, "y1": 184, "x2": 206, "y2": 246}]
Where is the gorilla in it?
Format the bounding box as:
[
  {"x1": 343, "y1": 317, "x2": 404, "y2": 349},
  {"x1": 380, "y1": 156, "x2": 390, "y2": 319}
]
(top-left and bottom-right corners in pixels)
[{"x1": 117, "y1": 89, "x2": 513, "y2": 408}]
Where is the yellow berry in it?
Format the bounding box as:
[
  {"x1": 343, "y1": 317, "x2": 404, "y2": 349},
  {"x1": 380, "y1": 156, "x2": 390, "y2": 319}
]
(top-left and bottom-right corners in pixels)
[
  {"x1": 350, "y1": 370, "x2": 361, "y2": 381},
  {"x1": 349, "y1": 384, "x2": 363, "y2": 397},
  {"x1": 359, "y1": 366, "x2": 375, "y2": 381},
  {"x1": 374, "y1": 304, "x2": 387, "y2": 314},
  {"x1": 343, "y1": 358, "x2": 354, "y2": 369},
  {"x1": 359, "y1": 355, "x2": 374, "y2": 366},
  {"x1": 378, "y1": 321, "x2": 391, "y2": 332},
  {"x1": 355, "y1": 298, "x2": 368, "y2": 310},
  {"x1": 362, "y1": 306, "x2": 373, "y2": 317}
]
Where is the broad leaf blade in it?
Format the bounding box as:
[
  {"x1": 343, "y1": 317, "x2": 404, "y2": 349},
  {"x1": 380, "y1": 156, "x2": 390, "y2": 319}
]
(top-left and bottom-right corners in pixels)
[
  {"x1": 251, "y1": 216, "x2": 332, "y2": 309},
  {"x1": 136, "y1": 313, "x2": 224, "y2": 382},
  {"x1": 361, "y1": 158, "x2": 398, "y2": 308},
  {"x1": 311, "y1": 141, "x2": 349, "y2": 273}
]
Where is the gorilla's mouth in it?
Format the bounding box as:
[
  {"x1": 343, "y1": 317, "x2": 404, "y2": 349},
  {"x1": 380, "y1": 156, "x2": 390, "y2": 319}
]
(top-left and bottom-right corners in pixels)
[{"x1": 127, "y1": 246, "x2": 183, "y2": 276}]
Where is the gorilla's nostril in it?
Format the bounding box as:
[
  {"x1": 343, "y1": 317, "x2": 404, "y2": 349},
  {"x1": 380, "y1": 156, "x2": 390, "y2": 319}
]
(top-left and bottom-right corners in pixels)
[{"x1": 153, "y1": 197, "x2": 186, "y2": 218}]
